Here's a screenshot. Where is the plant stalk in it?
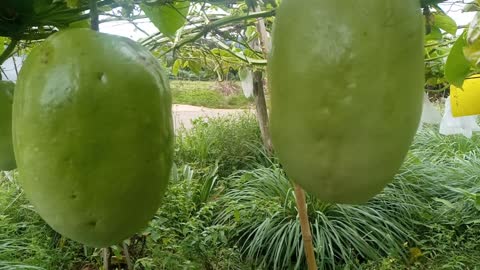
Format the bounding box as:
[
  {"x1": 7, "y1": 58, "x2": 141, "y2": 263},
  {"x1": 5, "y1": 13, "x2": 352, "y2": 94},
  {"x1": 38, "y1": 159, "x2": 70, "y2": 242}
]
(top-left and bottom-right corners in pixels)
[
  {"x1": 251, "y1": 2, "x2": 273, "y2": 154},
  {"x1": 253, "y1": 71, "x2": 273, "y2": 153},
  {"x1": 123, "y1": 242, "x2": 133, "y2": 270},
  {"x1": 294, "y1": 184, "x2": 318, "y2": 270},
  {"x1": 103, "y1": 247, "x2": 112, "y2": 270}
]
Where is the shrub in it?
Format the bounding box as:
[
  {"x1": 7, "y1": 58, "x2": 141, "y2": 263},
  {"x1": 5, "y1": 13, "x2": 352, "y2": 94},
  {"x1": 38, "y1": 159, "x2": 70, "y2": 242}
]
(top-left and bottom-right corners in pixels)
[
  {"x1": 174, "y1": 113, "x2": 265, "y2": 177},
  {"x1": 138, "y1": 164, "x2": 250, "y2": 270}
]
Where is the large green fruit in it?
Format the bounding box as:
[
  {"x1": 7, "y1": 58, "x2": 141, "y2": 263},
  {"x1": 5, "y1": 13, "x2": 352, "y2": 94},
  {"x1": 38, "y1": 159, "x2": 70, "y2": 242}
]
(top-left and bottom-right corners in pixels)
[
  {"x1": 13, "y1": 29, "x2": 174, "y2": 247},
  {"x1": 268, "y1": 0, "x2": 424, "y2": 204},
  {"x1": 0, "y1": 81, "x2": 16, "y2": 171}
]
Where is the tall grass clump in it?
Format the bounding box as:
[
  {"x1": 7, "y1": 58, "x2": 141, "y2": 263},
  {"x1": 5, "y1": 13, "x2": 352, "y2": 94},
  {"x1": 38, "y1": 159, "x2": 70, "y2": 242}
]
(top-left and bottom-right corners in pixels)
[
  {"x1": 215, "y1": 125, "x2": 480, "y2": 269},
  {"x1": 174, "y1": 113, "x2": 265, "y2": 176},
  {"x1": 215, "y1": 158, "x2": 420, "y2": 270},
  {"x1": 359, "y1": 126, "x2": 480, "y2": 269}
]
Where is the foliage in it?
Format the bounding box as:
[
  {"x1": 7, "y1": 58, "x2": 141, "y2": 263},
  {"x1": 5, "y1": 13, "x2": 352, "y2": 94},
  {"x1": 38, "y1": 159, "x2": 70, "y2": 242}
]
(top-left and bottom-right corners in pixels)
[
  {"x1": 361, "y1": 126, "x2": 480, "y2": 269},
  {"x1": 0, "y1": 173, "x2": 100, "y2": 269},
  {"x1": 2, "y1": 118, "x2": 480, "y2": 269},
  {"x1": 136, "y1": 164, "x2": 250, "y2": 270},
  {"x1": 215, "y1": 160, "x2": 418, "y2": 270},
  {"x1": 174, "y1": 113, "x2": 264, "y2": 177},
  {"x1": 171, "y1": 80, "x2": 252, "y2": 109}
]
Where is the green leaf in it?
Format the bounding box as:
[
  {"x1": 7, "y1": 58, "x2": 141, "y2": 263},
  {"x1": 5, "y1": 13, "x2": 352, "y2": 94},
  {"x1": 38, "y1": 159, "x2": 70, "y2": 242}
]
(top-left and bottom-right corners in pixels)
[
  {"x1": 463, "y1": 3, "x2": 480, "y2": 12},
  {"x1": 434, "y1": 198, "x2": 455, "y2": 208},
  {"x1": 66, "y1": 0, "x2": 80, "y2": 8},
  {"x1": 188, "y1": 60, "x2": 201, "y2": 75},
  {"x1": 233, "y1": 209, "x2": 240, "y2": 222},
  {"x1": 445, "y1": 32, "x2": 471, "y2": 87},
  {"x1": 172, "y1": 59, "x2": 182, "y2": 76},
  {"x1": 434, "y1": 13, "x2": 457, "y2": 35},
  {"x1": 425, "y1": 26, "x2": 443, "y2": 41},
  {"x1": 0, "y1": 37, "x2": 5, "y2": 55},
  {"x1": 140, "y1": 1, "x2": 190, "y2": 38},
  {"x1": 34, "y1": 0, "x2": 53, "y2": 13}
]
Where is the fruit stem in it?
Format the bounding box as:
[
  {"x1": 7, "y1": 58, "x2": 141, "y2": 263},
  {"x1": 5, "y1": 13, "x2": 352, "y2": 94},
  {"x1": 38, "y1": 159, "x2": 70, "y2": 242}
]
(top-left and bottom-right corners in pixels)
[
  {"x1": 294, "y1": 184, "x2": 318, "y2": 270},
  {"x1": 90, "y1": 0, "x2": 100, "y2": 31}
]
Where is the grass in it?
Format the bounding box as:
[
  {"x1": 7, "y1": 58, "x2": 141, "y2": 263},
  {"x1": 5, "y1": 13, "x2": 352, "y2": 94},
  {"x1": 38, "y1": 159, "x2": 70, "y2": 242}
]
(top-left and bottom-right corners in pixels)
[
  {"x1": 174, "y1": 113, "x2": 265, "y2": 177},
  {"x1": 170, "y1": 80, "x2": 253, "y2": 109},
  {"x1": 215, "y1": 160, "x2": 419, "y2": 270},
  {"x1": 359, "y1": 126, "x2": 480, "y2": 269},
  {"x1": 1, "y1": 116, "x2": 480, "y2": 269},
  {"x1": 0, "y1": 173, "x2": 99, "y2": 270}
]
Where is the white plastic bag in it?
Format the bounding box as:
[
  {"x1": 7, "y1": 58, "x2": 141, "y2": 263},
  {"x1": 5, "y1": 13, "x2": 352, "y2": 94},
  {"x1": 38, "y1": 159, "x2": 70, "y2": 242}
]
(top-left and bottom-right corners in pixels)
[
  {"x1": 420, "y1": 93, "x2": 442, "y2": 123},
  {"x1": 239, "y1": 68, "x2": 254, "y2": 98},
  {"x1": 417, "y1": 93, "x2": 442, "y2": 132},
  {"x1": 439, "y1": 97, "x2": 480, "y2": 138}
]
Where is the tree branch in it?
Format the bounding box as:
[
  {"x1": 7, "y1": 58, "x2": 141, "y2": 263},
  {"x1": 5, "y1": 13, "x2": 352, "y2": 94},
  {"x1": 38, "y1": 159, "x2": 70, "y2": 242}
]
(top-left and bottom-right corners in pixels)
[
  {"x1": 0, "y1": 39, "x2": 18, "y2": 67},
  {"x1": 150, "y1": 9, "x2": 275, "y2": 55}
]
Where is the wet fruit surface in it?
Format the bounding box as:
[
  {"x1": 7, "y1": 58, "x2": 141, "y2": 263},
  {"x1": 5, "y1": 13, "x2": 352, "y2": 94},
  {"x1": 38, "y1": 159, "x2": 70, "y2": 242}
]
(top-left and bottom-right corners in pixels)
[
  {"x1": 269, "y1": 0, "x2": 424, "y2": 204},
  {"x1": 13, "y1": 29, "x2": 174, "y2": 247}
]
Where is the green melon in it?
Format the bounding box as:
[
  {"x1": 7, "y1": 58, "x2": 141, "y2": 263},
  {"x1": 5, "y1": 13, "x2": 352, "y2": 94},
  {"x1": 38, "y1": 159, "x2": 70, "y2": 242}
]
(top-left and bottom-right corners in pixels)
[
  {"x1": 268, "y1": 0, "x2": 424, "y2": 204},
  {"x1": 0, "y1": 80, "x2": 16, "y2": 171},
  {"x1": 13, "y1": 28, "x2": 174, "y2": 247}
]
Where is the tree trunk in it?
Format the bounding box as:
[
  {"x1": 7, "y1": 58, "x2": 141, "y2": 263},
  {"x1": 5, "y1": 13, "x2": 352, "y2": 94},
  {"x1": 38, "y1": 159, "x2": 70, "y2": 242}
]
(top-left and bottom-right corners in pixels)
[
  {"x1": 89, "y1": 0, "x2": 99, "y2": 31},
  {"x1": 294, "y1": 184, "x2": 318, "y2": 270},
  {"x1": 253, "y1": 70, "x2": 273, "y2": 154}
]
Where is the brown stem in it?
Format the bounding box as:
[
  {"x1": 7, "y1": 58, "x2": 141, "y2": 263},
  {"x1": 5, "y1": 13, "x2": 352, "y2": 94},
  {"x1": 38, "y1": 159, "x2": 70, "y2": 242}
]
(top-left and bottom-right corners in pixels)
[
  {"x1": 123, "y1": 242, "x2": 133, "y2": 270},
  {"x1": 253, "y1": 71, "x2": 273, "y2": 154},
  {"x1": 294, "y1": 184, "x2": 317, "y2": 270},
  {"x1": 253, "y1": 5, "x2": 270, "y2": 57},
  {"x1": 103, "y1": 247, "x2": 112, "y2": 270}
]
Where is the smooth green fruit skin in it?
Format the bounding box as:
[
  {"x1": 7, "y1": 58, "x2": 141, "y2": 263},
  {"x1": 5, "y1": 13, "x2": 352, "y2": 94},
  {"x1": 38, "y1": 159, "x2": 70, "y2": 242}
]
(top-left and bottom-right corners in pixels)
[
  {"x1": 13, "y1": 29, "x2": 174, "y2": 247},
  {"x1": 268, "y1": 0, "x2": 424, "y2": 204},
  {"x1": 0, "y1": 81, "x2": 16, "y2": 171}
]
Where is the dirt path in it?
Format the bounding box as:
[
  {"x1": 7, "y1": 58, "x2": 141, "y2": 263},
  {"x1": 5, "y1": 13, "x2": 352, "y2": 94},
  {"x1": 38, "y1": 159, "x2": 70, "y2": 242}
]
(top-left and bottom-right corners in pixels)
[{"x1": 172, "y1": 104, "x2": 252, "y2": 130}]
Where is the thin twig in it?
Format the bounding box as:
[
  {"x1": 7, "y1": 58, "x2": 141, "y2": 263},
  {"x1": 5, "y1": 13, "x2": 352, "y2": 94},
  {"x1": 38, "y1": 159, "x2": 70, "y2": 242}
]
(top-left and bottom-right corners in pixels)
[{"x1": 0, "y1": 67, "x2": 9, "y2": 81}]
